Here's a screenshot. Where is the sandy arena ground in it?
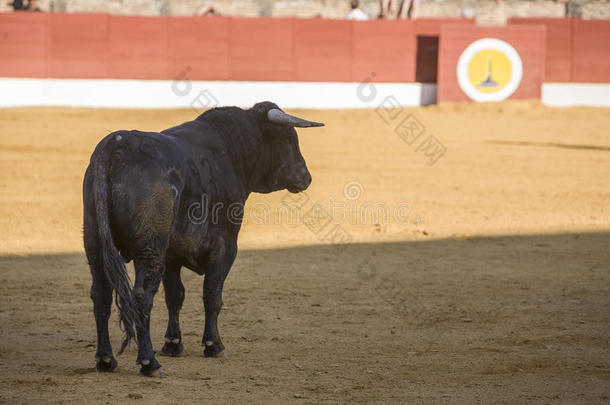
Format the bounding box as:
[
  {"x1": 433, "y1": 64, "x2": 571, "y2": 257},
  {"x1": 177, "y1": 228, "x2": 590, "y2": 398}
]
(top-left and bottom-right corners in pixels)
[{"x1": 0, "y1": 102, "x2": 609, "y2": 403}]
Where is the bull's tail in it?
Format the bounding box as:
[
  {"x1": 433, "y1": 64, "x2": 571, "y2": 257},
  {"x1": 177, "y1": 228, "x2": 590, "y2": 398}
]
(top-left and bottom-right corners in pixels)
[{"x1": 91, "y1": 134, "x2": 137, "y2": 355}]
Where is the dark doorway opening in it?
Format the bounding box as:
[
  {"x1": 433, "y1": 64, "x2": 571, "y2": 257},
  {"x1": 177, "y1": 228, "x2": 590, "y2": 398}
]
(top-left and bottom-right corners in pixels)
[
  {"x1": 416, "y1": 35, "x2": 439, "y2": 83},
  {"x1": 415, "y1": 35, "x2": 439, "y2": 105}
]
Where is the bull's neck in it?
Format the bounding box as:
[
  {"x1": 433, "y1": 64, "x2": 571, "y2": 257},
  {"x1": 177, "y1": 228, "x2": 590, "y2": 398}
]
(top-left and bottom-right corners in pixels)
[
  {"x1": 194, "y1": 108, "x2": 268, "y2": 198},
  {"x1": 220, "y1": 128, "x2": 265, "y2": 197}
]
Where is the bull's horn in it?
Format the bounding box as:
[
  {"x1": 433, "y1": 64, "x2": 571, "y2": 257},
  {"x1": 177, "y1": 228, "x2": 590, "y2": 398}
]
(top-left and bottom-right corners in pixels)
[{"x1": 267, "y1": 109, "x2": 324, "y2": 128}]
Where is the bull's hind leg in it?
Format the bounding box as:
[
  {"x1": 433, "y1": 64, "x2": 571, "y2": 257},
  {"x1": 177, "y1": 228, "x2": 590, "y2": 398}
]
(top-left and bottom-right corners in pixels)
[
  {"x1": 84, "y1": 167, "x2": 118, "y2": 372},
  {"x1": 89, "y1": 263, "x2": 118, "y2": 372},
  {"x1": 161, "y1": 261, "x2": 185, "y2": 356},
  {"x1": 116, "y1": 174, "x2": 177, "y2": 376},
  {"x1": 133, "y1": 255, "x2": 165, "y2": 377}
]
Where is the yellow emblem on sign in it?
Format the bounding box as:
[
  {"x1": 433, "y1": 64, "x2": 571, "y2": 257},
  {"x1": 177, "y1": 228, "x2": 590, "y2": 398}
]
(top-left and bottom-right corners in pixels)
[
  {"x1": 456, "y1": 38, "x2": 523, "y2": 102},
  {"x1": 467, "y1": 50, "x2": 512, "y2": 94}
]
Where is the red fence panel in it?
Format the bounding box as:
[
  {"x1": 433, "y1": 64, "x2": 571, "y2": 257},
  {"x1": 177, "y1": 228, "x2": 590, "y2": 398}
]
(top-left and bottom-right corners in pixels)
[
  {"x1": 228, "y1": 17, "x2": 294, "y2": 81},
  {"x1": 572, "y1": 19, "x2": 610, "y2": 83},
  {"x1": 438, "y1": 25, "x2": 546, "y2": 102},
  {"x1": 169, "y1": 16, "x2": 229, "y2": 80},
  {"x1": 9, "y1": 12, "x2": 592, "y2": 89},
  {"x1": 0, "y1": 12, "x2": 47, "y2": 77},
  {"x1": 47, "y1": 13, "x2": 109, "y2": 78},
  {"x1": 415, "y1": 18, "x2": 475, "y2": 36},
  {"x1": 294, "y1": 18, "x2": 352, "y2": 82},
  {"x1": 508, "y1": 18, "x2": 572, "y2": 82},
  {"x1": 108, "y1": 15, "x2": 169, "y2": 79},
  {"x1": 352, "y1": 20, "x2": 415, "y2": 82}
]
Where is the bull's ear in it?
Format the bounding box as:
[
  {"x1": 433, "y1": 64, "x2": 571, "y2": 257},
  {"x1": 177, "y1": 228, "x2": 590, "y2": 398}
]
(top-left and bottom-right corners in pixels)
[{"x1": 267, "y1": 109, "x2": 324, "y2": 128}]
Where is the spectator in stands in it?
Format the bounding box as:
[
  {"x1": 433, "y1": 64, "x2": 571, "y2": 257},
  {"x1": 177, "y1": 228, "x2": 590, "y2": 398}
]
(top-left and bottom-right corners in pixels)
[
  {"x1": 379, "y1": 0, "x2": 396, "y2": 18},
  {"x1": 347, "y1": 0, "x2": 369, "y2": 20},
  {"x1": 195, "y1": 3, "x2": 223, "y2": 17},
  {"x1": 398, "y1": 0, "x2": 418, "y2": 20},
  {"x1": 379, "y1": 0, "x2": 417, "y2": 19},
  {"x1": 27, "y1": 0, "x2": 40, "y2": 11},
  {"x1": 8, "y1": 0, "x2": 40, "y2": 11},
  {"x1": 7, "y1": 0, "x2": 24, "y2": 10}
]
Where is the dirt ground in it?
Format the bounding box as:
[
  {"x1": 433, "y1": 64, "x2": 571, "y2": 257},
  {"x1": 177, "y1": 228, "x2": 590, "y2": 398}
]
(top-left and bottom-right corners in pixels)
[{"x1": 0, "y1": 102, "x2": 609, "y2": 403}]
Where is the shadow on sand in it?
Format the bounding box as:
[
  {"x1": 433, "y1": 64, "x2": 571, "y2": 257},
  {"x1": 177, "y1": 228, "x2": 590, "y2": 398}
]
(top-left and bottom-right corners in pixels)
[{"x1": 0, "y1": 231, "x2": 608, "y2": 402}]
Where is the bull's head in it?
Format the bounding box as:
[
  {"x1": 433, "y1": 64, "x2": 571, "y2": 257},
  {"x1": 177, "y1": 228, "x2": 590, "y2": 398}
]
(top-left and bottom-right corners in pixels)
[{"x1": 251, "y1": 102, "x2": 324, "y2": 194}]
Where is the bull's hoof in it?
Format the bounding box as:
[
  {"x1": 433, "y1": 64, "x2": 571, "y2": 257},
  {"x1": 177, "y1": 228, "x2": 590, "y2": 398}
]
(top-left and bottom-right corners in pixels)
[
  {"x1": 139, "y1": 359, "x2": 164, "y2": 377},
  {"x1": 140, "y1": 366, "x2": 166, "y2": 377},
  {"x1": 203, "y1": 341, "x2": 227, "y2": 358},
  {"x1": 161, "y1": 339, "x2": 184, "y2": 357},
  {"x1": 95, "y1": 356, "x2": 118, "y2": 373},
  {"x1": 207, "y1": 349, "x2": 227, "y2": 359}
]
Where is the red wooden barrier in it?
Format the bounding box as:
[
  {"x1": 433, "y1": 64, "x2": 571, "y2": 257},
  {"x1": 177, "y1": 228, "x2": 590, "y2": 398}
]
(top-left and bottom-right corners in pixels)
[
  {"x1": 572, "y1": 19, "x2": 610, "y2": 83},
  {"x1": 9, "y1": 13, "x2": 608, "y2": 88},
  {"x1": 438, "y1": 25, "x2": 546, "y2": 102},
  {"x1": 508, "y1": 18, "x2": 572, "y2": 82},
  {"x1": 415, "y1": 18, "x2": 475, "y2": 36},
  {"x1": 169, "y1": 16, "x2": 229, "y2": 80},
  {"x1": 0, "y1": 13, "x2": 424, "y2": 83},
  {"x1": 0, "y1": 12, "x2": 46, "y2": 77},
  {"x1": 294, "y1": 18, "x2": 352, "y2": 82},
  {"x1": 108, "y1": 15, "x2": 169, "y2": 79},
  {"x1": 230, "y1": 17, "x2": 294, "y2": 81},
  {"x1": 47, "y1": 13, "x2": 109, "y2": 78},
  {"x1": 352, "y1": 20, "x2": 415, "y2": 82},
  {"x1": 509, "y1": 17, "x2": 610, "y2": 83}
]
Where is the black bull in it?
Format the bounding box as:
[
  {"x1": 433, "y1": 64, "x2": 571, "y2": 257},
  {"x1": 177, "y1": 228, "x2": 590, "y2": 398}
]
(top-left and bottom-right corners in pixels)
[{"x1": 83, "y1": 102, "x2": 323, "y2": 376}]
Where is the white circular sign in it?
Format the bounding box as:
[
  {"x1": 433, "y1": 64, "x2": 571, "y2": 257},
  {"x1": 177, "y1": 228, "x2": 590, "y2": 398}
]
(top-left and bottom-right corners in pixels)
[{"x1": 456, "y1": 38, "x2": 523, "y2": 102}]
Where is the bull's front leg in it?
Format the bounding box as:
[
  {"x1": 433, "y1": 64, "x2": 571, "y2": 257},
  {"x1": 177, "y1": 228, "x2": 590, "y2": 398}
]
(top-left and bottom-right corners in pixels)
[{"x1": 202, "y1": 237, "x2": 237, "y2": 358}]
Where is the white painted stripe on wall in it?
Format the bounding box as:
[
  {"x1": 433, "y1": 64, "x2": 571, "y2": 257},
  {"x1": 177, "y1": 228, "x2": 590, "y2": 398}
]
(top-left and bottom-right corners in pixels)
[
  {"x1": 0, "y1": 78, "x2": 607, "y2": 108},
  {"x1": 0, "y1": 78, "x2": 431, "y2": 109},
  {"x1": 541, "y1": 83, "x2": 610, "y2": 107}
]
